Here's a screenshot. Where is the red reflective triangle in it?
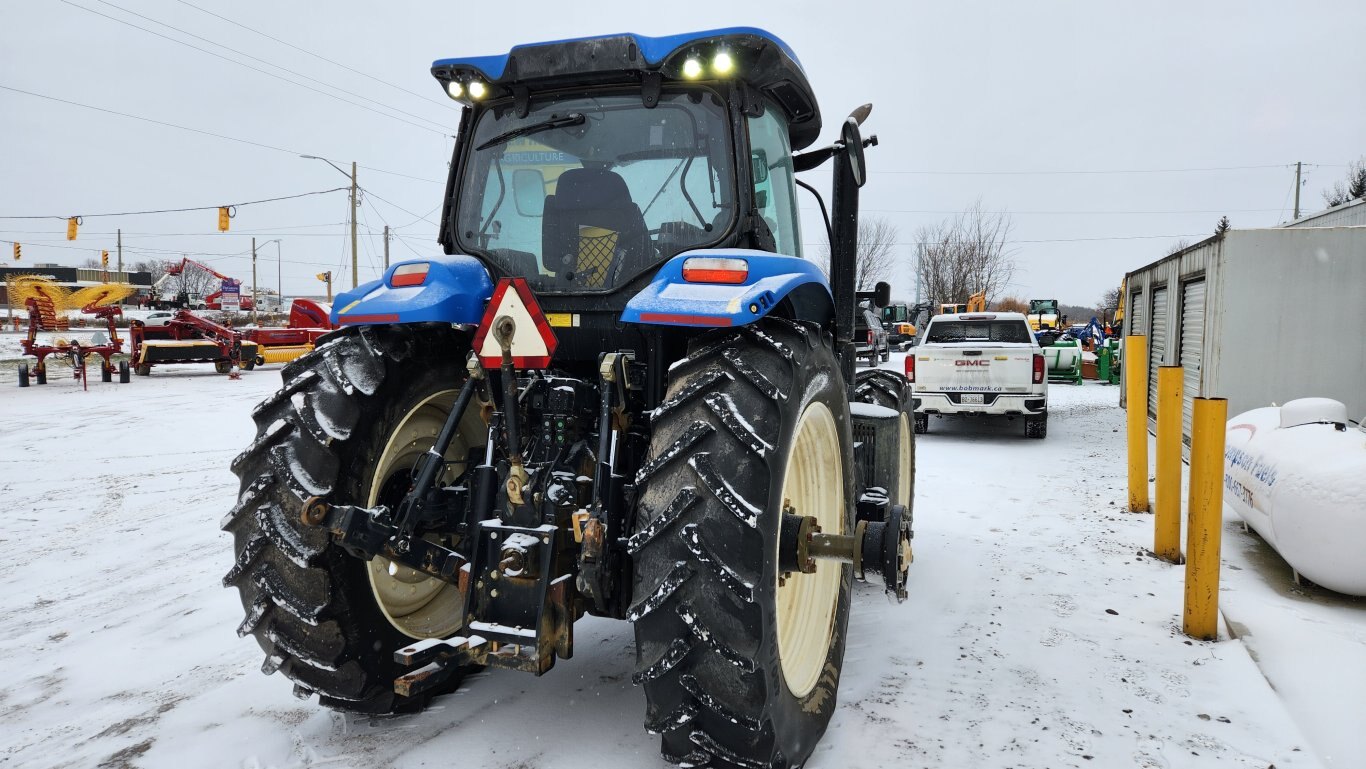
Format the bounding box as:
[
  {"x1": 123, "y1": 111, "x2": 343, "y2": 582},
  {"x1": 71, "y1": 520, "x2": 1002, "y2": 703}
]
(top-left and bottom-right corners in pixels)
[{"x1": 472, "y1": 278, "x2": 558, "y2": 369}]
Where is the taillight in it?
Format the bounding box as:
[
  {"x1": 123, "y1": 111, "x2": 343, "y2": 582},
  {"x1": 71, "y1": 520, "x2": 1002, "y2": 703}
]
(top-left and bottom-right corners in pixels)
[
  {"x1": 682, "y1": 256, "x2": 748, "y2": 284},
  {"x1": 866, "y1": 329, "x2": 874, "y2": 345},
  {"x1": 1032, "y1": 353, "x2": 1045, "y2": 384},
  {"x1": 904, "y1": 355, "x2": 916, "y2": 383},
  {"x1": 390, "y1": 262, "x2": 430, "y2": 287}
]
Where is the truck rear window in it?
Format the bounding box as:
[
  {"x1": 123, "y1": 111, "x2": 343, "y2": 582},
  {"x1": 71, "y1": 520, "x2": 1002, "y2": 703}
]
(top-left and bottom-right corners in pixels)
[{"x1": 925, "y1": 321, "x2": 1032, "y2": 344}]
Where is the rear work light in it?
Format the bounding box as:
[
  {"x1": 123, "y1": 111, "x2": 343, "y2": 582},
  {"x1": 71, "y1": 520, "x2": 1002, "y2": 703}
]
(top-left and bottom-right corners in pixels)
[
  {"x1": 391, "y1": 262, "x2": 430, "y2": 287},
  {"x1": 1032, "y1": 353, "x2": 1045, "y2": 384},
  {"x1": 682, "y1": 256, "x2": 748, "y2": 284},
  {"x1": 904, "y1": 354, "x2": 915, "y2": 383}
]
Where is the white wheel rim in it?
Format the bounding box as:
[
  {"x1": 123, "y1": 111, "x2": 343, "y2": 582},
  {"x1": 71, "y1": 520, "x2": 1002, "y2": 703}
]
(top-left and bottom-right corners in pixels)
[
  {"x1": 366, "y1": 389, "x2": 485, "y2": 639},
  {"x1": 776, "y1": 401, "x2": 843, "y2": 698}
]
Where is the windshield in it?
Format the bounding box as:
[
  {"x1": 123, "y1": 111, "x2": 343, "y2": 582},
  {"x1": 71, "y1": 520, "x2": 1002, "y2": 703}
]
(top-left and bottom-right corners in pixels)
[
  {"x1": 925, "y1": 320, "x2": 1033, "y2": 344},
  {"x1": 455, "y1": 90, "x2": 736, "y2": 293}
]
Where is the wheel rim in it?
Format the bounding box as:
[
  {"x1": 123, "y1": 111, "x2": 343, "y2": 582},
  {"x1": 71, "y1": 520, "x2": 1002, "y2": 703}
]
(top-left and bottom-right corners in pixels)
[
  {"x1": 776, "y1": 401, "x2": 843, "y2": 698},
  {"x1": 365, "y1": 388, "x2": 485, "y2": 639}
]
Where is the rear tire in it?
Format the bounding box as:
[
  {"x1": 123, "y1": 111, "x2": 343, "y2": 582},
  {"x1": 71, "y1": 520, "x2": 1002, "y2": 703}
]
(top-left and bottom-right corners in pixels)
[
  {"x1": 1026, "y1": 413, "x2": 1048, "y2": 439},
  {"x1": 224, "y1": 323, "x2": 482, "y2": 714},
  {"x1": 631, "y1": 319, "x2": 854, "y2": 769},
  {"x1": 853, "y1": 369, "x2": 916, "y2": 509}
]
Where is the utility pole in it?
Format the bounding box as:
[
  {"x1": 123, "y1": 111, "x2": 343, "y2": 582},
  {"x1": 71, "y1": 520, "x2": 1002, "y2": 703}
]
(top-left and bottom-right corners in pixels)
[
  {"x1": 116, "y1": 228, "x2": 122, "y2": 280},
  {"x1": 350, "y1": 161, "x2": 360, "y2": 288},
  {"x1": 1293, "y1": 161, "x2": 1302, "y2": 220},
  {"x1": 251, "y1": 237, "x2": 258, "y2": 323},
  {"x1": 384, "y1": 225, "x2": 390, "y2": 270},
  {"x1": 277, "y1": 241, "x2": 283, "y2": 308}
]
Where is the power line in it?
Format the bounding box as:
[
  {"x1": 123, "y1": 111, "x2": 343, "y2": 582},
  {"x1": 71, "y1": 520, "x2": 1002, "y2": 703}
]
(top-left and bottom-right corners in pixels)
[
  {"x1": 866, "y1": 164, "x2": 1297, "y2": 176},
  {"x1": 0, "y1": 188, "x2": 347, "y2": 220},
  {"x1": 813, "y1": 207, "x2": 1286, "y2": 216},
  {"x1": 173, "y1": 0, "x2": 458, "y2": 115},
  {"x1": 0, "y1": 84, "x2": 442, "y2": 183},
  {"x1": 90, "y1": 0, "x2": 454, "y2": 132},
  {"x1": 59, "y1": 0, "x2": 448, "y2": 136}
]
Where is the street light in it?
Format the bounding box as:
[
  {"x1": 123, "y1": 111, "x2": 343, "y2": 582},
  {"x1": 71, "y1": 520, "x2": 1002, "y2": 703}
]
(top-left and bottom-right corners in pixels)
[
  {"x1": 301, "y1": 155, "x2": 359, "y2": 289},
  {"x1": 251, "y1": 239, "x2": 282, "y2": 322}
]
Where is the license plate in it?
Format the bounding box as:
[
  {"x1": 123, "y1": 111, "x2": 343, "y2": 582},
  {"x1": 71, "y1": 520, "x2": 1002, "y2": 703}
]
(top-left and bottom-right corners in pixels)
[{"x1": 961, "y1": 393, "x2": 984, "y2": 405}]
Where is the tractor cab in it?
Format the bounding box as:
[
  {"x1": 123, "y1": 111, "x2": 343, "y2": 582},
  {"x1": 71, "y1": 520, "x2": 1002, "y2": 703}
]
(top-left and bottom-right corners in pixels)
[{"x1": 433, "y1": 30, "x2": 817, "y2": 301}]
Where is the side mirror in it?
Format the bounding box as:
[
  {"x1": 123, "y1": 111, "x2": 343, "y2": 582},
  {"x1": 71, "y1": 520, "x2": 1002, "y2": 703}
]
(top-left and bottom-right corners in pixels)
[
  {"x1": 512, "y1": 169, "x2": 546, "y2": 217},
  {"x1": 874, "y1": 281, "x2": 891, "y2": 309},
  {"x1": 751, "y1": 150, "x2": 770, "y2": 184},
  {"x1": 841, "y1": 118, "x2": 867, "y2": 188}
]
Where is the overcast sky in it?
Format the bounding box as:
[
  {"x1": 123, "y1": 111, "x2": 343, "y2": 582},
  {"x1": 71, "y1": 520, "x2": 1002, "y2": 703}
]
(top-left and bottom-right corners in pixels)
[{"x1": 2, "y1": 1, "x2": 1363, "y2": 306}]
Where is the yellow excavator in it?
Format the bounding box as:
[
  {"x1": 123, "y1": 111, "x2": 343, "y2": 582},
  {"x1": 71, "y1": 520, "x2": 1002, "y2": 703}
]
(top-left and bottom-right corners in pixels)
[{"x1": 939, "y1": 291, "x2": 986, "y2": 315}]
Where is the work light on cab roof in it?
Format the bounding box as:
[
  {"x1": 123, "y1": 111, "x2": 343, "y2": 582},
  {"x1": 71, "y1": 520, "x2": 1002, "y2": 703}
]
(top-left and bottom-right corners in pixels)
[{"x1": 430, "y1": 27, "x2": 821, "y2": 149}]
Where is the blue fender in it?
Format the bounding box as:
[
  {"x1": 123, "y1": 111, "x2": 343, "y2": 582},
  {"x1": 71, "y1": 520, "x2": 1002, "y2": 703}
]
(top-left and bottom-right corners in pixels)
[
  {"x1": 621, "y1": 249, "x2": 832, "y2": 328},
  {"x1": 331, "y1": 255, "x2": 494, "y2": 326}
]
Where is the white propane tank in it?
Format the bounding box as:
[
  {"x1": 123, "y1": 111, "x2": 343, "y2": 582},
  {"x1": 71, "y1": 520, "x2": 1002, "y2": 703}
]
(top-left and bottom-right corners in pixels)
[{"x1": 1224, "y1": 398, "x2": 1366, "y2": 595}]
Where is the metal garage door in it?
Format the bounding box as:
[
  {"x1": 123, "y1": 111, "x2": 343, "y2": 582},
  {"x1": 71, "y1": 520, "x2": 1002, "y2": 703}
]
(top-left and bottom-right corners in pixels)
[
  {"x1": 1129, "y1": 290, "x2": 1143, "y2": 339},
  {"x1": 1180, "y1": 279, "x2": 1205, "y2": 439},
  {"x1": 1147, "y1": 287, "x2": 1168, "y2": 418}
]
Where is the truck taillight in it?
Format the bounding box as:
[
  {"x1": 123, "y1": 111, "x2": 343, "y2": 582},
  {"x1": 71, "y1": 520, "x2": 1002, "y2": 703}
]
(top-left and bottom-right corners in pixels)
[
  {"x1": 1033, "y1": 353, "x2": 1045, "y2": 384},
  {"x1": 904, "y1": 354, "x2": 915, "y2": 383},
  {"x1": 866, "y1": 329, "x2": 874, "y2": 345}
]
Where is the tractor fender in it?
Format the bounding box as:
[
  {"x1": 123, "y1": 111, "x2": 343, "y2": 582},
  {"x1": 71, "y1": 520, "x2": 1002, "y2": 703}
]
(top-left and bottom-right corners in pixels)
[
  {"x1": 622, "y1": 249, "x2": 832, "y2": 328},
  {"x1": 331, "y1": 255, "x2": 494, "y2": 327}
]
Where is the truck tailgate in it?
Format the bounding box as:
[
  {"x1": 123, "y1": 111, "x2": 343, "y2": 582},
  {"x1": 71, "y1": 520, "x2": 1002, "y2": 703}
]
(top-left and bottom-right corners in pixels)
[{"x1": 916, "y1": 346, "x2": 1035, "y2": 394}]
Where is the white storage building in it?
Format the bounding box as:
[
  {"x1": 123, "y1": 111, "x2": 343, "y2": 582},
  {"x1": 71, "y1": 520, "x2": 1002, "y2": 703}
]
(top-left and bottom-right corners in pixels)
[{"x1": 1121, "y1": 225, "x2": 1366, "y2": 441}]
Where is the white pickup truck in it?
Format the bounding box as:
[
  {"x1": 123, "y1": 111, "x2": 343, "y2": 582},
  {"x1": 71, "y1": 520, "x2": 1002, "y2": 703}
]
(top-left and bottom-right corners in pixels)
[{"x1": 907, "y1": 311, "x2": 1048, "y2": 438}]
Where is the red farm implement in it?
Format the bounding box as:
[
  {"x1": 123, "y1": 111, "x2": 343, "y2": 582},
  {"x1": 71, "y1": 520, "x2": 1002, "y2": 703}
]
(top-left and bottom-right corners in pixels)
[
  {"x1": 10, "y1": 276, "x2": 134, "y2": 390},
  {"x1": 129, "y1": 310, "x2": 258, "y2": 376}
]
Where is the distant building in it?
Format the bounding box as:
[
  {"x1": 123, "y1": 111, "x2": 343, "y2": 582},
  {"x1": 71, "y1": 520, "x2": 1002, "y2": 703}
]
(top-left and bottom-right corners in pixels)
[{"x1": 1, "y1": 264, "x2": 154, "y2": 309}]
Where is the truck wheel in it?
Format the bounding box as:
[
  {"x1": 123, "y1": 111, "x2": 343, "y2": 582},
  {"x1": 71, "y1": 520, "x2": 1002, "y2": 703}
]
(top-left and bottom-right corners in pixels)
[
  {"x1": 224, "y1": 323, "x2": 485, "y2": 714},
  {"x1": 18, "y1": 363, "x2": 29, "y2": 388},
  {"x1": 854, "y1": 369, "x2": 916, "y2": 509},
  {"x1": 632, "y1": 318, "x2": 854, "y2": 769},
  {"x1": 913, "y1": 413, "x2": 929, "y2": 434},
  {"x1": 1026, "y1": 413, "x2": 1048, "y2": 439}
]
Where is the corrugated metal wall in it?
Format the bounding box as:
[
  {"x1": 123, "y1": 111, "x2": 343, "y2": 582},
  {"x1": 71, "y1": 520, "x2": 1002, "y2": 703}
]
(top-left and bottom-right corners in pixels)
[
  {"x1": 1281, "y1": 199, "x2": 1366, "y2": 229},
  {"x1": 1179, "y1": 279, "x2": 1205, "y2": 438},
  {"x1": 1147, "y1": 287, "x2": 1168, "y2": 418}
]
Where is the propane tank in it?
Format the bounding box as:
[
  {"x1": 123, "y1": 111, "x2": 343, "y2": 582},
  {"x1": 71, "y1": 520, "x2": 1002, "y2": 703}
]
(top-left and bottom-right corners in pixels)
[{"x1": 1225, "y1": 398, "x2": 1366, "y2": 595}]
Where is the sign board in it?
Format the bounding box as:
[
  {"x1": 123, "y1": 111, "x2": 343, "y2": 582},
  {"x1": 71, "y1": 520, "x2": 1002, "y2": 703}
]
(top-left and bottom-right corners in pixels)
[{"x1": 220, "y1": 280, "x2": 241, "y2": 312}]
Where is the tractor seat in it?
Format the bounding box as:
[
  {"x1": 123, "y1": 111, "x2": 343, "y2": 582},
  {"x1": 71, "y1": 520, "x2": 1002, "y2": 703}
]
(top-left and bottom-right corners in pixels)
[{"x1": 541, "y1": 167, "x2": 648, "y2": 288}]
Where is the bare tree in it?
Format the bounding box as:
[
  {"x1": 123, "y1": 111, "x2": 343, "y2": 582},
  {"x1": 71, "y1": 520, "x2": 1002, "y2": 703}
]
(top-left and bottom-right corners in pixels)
[
  {"x1": 814, "y1": 215, "x2": 901, "y2": 291},
  {"x1": 994, "y1": 295, "x2": 1028, "y2": 313},
  {"x1": 1099, "y1": 286, "x2": 1121, "y2": 317},
  {"x1": 1322, "y1": 157, "x2": 1366, "y2": 207},
  {"x1": 913, "y1": 199, "x2": 1016, "y2": 308},
  {"x1": 1167, "y1": 239, "x2": 1191, "y2": 256}
]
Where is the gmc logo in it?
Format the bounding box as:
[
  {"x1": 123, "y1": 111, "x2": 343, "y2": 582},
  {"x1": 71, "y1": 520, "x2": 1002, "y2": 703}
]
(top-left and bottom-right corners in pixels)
[{"x1": 955, "y1": 360, "x2": 990, "y2": 367}]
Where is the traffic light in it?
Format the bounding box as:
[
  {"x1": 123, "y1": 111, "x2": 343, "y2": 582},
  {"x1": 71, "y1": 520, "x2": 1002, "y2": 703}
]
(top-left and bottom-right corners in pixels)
[
  {"x1": 316, "y1": 271, "x2": 330, "y2": 282},
  {"x1": 218, "y1": 207, "x2": 231, "y2": 232},
  {"x1": 67, "y1": 217, "x2": 79, "y2": 241},
  {"x1": 11, "y1": 243, "x2": 19, "y2": 261},
  {"x1": 101, "y1": 250, "x2": 110, "y2": 268}
]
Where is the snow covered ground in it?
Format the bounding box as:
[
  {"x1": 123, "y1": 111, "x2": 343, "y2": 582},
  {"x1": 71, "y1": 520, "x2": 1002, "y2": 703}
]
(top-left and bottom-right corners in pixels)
[{"x1": 0, "y1": 351, "x2": 1361, "y2": 768}]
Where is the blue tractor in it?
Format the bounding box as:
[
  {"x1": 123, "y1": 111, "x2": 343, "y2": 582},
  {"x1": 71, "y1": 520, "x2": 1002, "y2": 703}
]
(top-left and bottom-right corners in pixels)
[{"x1": 226, "y1": 28, "x2": 914, "y2": 769}]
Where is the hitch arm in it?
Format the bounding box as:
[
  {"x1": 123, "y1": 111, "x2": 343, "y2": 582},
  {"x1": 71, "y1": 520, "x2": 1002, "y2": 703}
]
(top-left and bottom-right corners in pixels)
[{"x1": 301, "y1": 496, "x2": 469, "y2": 583}]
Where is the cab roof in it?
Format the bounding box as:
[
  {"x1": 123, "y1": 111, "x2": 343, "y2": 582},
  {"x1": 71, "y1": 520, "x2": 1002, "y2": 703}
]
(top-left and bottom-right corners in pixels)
[{"x1": 431, "y1": 27, "x2": 822, "y2": 150}]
